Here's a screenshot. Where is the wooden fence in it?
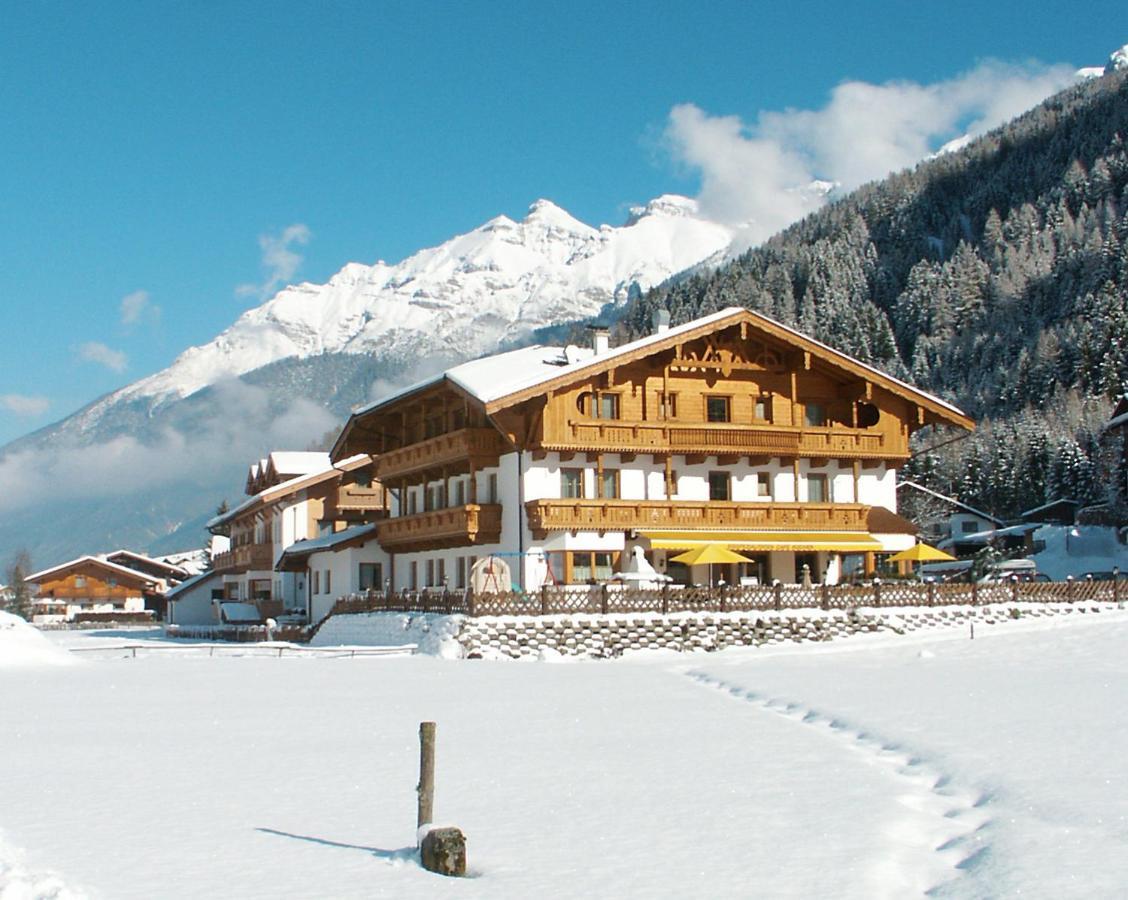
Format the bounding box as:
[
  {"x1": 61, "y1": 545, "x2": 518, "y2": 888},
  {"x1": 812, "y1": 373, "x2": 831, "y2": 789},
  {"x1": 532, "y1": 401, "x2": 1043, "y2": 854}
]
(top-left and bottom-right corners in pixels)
[{"x1": 328, "y1": 576, "x2": 1125, "y2": 619}]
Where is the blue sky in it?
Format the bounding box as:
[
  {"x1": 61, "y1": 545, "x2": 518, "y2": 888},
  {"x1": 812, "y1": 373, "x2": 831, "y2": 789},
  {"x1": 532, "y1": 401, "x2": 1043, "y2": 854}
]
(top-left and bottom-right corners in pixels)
[{"x1": 0, "y1": 1, "x2": 1123, "y2": 446}]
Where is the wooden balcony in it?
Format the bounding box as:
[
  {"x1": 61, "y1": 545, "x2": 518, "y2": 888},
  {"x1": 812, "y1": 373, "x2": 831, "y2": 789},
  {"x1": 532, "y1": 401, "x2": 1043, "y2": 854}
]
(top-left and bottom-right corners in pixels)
[
  {"x1": 525, "y1": 499, "x2": 870, "y2": 537},
  {"x1": 212, "y1": 543, "x2": 274, "y2": 573},
  {"x1": 377, "y1": 504, "x2": 503, "y2": 552},
  {"x1": 375, "y1": 427, "x2": 507, "y2": 482},
  {"x1": 544, "y1": 420, "x2": 895, "y2": 460},
  {"x1": 324, "y1": 484, "x2": 387, "y2": 519}
]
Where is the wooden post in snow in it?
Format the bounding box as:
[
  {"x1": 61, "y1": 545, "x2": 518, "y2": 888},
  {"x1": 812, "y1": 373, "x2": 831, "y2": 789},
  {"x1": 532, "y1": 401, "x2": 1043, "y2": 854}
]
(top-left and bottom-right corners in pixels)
[{"x1": 417, "y1": 721, "x2": 436, "y2": 832}]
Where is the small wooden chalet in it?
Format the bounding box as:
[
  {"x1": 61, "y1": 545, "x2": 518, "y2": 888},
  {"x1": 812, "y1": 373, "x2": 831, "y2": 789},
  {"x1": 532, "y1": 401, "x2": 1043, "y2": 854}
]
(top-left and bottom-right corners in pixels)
[
  {"x1": 332, "y1": 306, "x2": 974, "y2": 591},
  {"x1": 26, "y1": 556, "x2": 161, "y2": 623}
]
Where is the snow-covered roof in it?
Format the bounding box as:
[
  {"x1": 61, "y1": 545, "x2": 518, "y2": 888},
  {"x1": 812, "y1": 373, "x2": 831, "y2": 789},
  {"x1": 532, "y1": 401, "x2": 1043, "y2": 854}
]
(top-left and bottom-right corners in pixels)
[
  {"x1": 346, "y1": 306, "x2": 971, "y2": 427},
  {"x1": 26, "y1": 556, "x2": 161, "y2": 587},
  {"x1": 1020, "y1": 498, "x2": 1080, "y2": 517},
  {"x1": 104, "y1": 549, "x2": 189, "y2": 577},
  {"x1": 209, "y1": 454, "x2": 371, "y2": 530},
  {"x1": 269, "y1": 451, "x2": 331, "y2": 477},
  {"x1": 898, "y1": 481, "x2": 1003, "y2": 525},
  {"x1": 943, "y1": 523, "x2": 1040, "y2": 546},
  {"x1": 165, "y1": 569, "x2": 222, "y2": 599},
  {"x1": 277, "y1": 523, "x2": 379, "y2": 562}
]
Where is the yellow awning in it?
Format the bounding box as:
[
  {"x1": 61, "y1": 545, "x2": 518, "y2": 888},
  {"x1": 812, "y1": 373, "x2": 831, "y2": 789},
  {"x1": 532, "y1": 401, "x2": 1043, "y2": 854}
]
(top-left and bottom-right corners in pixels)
[{"x1": 643, "y1": 530, "x2": 884, "y2": 553}]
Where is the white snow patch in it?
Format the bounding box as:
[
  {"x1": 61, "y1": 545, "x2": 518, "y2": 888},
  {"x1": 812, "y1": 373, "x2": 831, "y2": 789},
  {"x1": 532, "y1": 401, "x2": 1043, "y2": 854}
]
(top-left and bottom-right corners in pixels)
[{"x1": 0, "y1": 612, "x2": 76, "y2": 668}]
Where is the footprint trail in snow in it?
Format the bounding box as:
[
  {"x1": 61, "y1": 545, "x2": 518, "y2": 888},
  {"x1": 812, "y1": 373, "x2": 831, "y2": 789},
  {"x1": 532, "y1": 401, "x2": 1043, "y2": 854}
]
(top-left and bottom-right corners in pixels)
[{"x1": 686, "y1": 669, "x2": 994, "y2": 898}]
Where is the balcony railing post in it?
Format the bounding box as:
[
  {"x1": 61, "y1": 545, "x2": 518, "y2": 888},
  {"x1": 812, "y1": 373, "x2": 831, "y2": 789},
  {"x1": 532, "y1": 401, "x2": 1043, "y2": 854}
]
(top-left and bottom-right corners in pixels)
[
  {"x1": 773, "y1": 579, "x2": 782, "y2": 611},
  {"x1": 540, "y1": 585, "x2": 549, "y2": 617},
  {"x1": 600, "y1": 584, "x2": 609, "y2": 615},
  {"x1": 467, "y1": 591, "x2": 476, "y2": 617},
  {"x1": 662, "y1": 583, "x2": 670, "y2": 615}
]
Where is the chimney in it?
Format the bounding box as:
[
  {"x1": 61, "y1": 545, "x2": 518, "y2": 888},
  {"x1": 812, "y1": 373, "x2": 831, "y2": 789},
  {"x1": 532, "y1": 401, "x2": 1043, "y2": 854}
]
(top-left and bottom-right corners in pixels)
[
  {"x1": 588, "y1": 325, "x2": 610, "y2": 355},
  {"x1": 653, "y1": 309, "x2": 671, "y2": 334}
]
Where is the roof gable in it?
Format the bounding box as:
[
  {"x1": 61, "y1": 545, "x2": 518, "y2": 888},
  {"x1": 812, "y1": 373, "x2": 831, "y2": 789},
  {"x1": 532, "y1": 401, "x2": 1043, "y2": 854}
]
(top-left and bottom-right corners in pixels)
[{"x1": 482, "y1": 308, "x2": 973, "y2": 430}]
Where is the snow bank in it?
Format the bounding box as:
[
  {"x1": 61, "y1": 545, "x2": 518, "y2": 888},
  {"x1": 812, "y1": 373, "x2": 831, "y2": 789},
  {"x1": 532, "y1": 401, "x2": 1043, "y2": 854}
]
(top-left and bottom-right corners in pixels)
[
  {"x1": 311, "y1": 612, "x2": 464, "y2": 657},
  {"x1": 0, "y1": 612, "x2": 75, "y2": 668},
  {"x1": 1030, "y1": 524, "x2": 1128, "y2": 580},
  {"x1": 0, "y1": 834, "x2": 86, "y2": 899}
]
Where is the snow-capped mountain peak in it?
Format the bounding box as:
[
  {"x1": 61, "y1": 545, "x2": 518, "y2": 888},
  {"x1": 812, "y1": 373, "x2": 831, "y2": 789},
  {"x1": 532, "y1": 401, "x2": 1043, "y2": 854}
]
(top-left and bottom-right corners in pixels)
[{"x1": 102, "y1": 196, "x2": 733, "y2": 412}]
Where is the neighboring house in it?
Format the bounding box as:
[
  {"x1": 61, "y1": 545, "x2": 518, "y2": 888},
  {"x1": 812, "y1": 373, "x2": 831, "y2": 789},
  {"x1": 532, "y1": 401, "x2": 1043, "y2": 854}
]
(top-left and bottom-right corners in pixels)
[
  {"x1": 332, "y1": 306, "x2": 972, "y2": 589},
  {"x1": 207, "y1": 453, "x2": 388, "y2": 619},
  {"x1": 897, "y1": 481, "x2": 1005, "y2": 546},
  {"x1": 26, "y1": 556, "x2": 161, "y2": 623},
  {"x1": 1020, "y1": 498, "x2": 1080, "y2": 527},
  {"x1": 165, "y1": 570, "x2": 225, "y2": 626},
  {"x1": 277, "y1": 523, "x2": 388, "y2": 623}
]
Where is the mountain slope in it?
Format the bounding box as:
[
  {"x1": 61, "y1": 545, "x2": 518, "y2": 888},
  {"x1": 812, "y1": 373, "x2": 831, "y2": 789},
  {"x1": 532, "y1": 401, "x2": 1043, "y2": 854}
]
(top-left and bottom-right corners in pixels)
[
  {"x1": 616, "y1": 63, "x2": 1128, "y2": 522},
  {"x1": 0, "y1": 196, "x2": 731, "y2": 563}
]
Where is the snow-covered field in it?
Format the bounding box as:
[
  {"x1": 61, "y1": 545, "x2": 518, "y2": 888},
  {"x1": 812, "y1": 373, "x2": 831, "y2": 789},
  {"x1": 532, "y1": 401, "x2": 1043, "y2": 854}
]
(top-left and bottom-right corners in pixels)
[{"x1": 2, "y1": 610, "x2": 1127, "y2": 898}]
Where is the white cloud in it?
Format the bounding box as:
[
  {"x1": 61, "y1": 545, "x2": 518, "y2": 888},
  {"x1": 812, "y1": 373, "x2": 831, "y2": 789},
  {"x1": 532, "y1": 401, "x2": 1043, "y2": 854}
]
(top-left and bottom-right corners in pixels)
[
  {"x1": 0, "y1": 382, "x2": 339, "y2": 516},
  {"x1": 0, "y1": 394, "x2": 49, "y2": 417},
  {"x1": 665, "y1": 60, "x2": 1080, "y2": 247},
  {"x1": 78, "y1": 342, "x2": 128, "y2": 373},
  {"x1": 120, "y1": 290, "x2": 159, "y2": 327},
  {"x1": 236, "y1": 223, "x2": 312, "y2": 301}
]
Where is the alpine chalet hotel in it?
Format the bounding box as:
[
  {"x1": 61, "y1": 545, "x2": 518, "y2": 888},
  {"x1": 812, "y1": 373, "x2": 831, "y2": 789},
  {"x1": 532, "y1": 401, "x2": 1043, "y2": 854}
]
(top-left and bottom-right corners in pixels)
[{"x1": 331, "y1": 307, "x2": 974, "y2": 592}]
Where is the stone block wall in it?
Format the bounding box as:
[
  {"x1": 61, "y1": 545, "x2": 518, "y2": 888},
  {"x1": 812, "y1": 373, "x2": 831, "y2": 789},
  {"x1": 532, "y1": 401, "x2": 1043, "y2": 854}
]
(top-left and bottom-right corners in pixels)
[{"x1": 310, "y1": 601, "x2": 1123, "y2": 659}]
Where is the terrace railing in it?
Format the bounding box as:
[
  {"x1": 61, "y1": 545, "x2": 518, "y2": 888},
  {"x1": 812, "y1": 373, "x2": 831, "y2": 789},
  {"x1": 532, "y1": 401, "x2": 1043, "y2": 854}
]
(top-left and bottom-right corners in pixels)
[{"x1": 326, "y1": 576, "x2": 1124, "y2": 619}]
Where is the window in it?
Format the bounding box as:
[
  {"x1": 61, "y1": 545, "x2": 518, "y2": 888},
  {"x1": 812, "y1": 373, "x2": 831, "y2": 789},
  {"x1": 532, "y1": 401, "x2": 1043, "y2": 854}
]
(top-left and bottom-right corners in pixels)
[
  {"x1": 426, "y1": 559, "x2": 435, "y2": 587},
  {"x1": 107, "y1": 577, "x2": 117, "y2": 588},
  {"x1": 312, "y1": 571, "x2": 320, "y2": 594},
  {"x1": 569, "y1": 551, "x2": 615, "y2": 583},
  {"x1": 323, "y1": 570, "x2": 331, "y2": 594},
  {"x1": 561, "y1": 468, "x2": 585, "y2": 499},
  {"x1": 805, "y1": 402, "x2": 827, "y2": 427},
  {"x1": 658, "y1": 391, "x2": 677, "y2": 419},
  {"x1": 961, "y1": 520, "x2": 979, "y2": 534},
  {"x1": 359, "y1": 563, "x2": 383, "y2": 591},
  {"x1": 407, "y1": 490, "x2": 418, "y2": 515},
  {"x1": 409, "y1": 561, "x2": 418, "y2": 590},
  {"x1": 708, "y1": 471, "x2": 731, "y2": 501},
  {"x1": 485, "y1": 473, "x2": 498, "y2": 504},
  {"x1": 706, "y1": 395, "x2": 731, "y2": 422},
  {"x1": 807, "y1": 474, "x2": 829, "y2": 503},
  {"x1": 354, "y1": 470, "x2": 372, "y2": 489},
  {"x1": 755, "y1": 472, "x2": 772, "y2": 498},
  {"x1": 754, "y1": 393, "x2": 772, "y2": 422},
  {"x1": 437, "y1": 558, "x2": 446, "y2": 587},
  {"x1": 452, "y1": 478, "x2": 465, "y2": 506},
  {"x1": 599, "y1": 468, "x2": 620, "y2": 499},
  {"x1": 579, "y1": 391, "x2": 620, "y2": 419},
  {"x1": 455, "y1": 556, "x2": 466, "y2": 589},
  {"x1": 74, "y1": 575, "x2": 86, "y2": 588}
]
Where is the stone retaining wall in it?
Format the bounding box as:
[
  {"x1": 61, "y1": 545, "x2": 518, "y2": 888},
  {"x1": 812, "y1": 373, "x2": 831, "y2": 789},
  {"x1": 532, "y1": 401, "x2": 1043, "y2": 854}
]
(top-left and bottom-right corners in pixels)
[{"x1": 316, "y1": 601, "x2": 1123, "y2": 659}]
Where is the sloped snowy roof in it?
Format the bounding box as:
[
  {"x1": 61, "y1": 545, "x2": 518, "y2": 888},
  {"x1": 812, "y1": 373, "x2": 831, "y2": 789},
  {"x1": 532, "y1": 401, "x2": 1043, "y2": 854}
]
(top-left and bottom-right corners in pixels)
[
  {"x1": 208, "y1": 454, "x2": 371, "y2": 530},
  {"x1": 26, "y1": 556, "x2": 162, "y2": 587},
  {"x1": 276, "y1": 523, "x2": 379, "y2": 562},
  {"x1": 345, "y1": 307, "x2": 970, "y2": 428},
  {"x1": 269, "y1": 451, "x2": 331, "y2": 477},
  {"x1": 104, "y1": 549, "x2": 189, "y2": 578},
  {"x1": 166, "y1": 569, "x2": 222, "y2": 599},
  {"x1": 898, "y1": 481, "x2": 1003, "y2": 525}
]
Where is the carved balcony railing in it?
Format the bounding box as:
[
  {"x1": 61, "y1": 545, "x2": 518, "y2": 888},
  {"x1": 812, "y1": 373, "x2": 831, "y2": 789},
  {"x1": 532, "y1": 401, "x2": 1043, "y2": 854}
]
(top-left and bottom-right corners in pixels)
[
  {"x1": 525, "y1": 499, "x2": 870, "y2": 537},
  {"x1": 543, "y1": 420, "x2": 894, "y2": 460},
  {"x1": 375, "y1": 428, "x2": 507, "y2": 482},
  {"x1": 377, "y1": 504, "x2": 503, "y2": 552},
  {"x1": 212, "y1": 543, "x2": 274, "y2": 573},
  {"x1": 323, "y1": 484, "x2": 388, "y2": 520}
]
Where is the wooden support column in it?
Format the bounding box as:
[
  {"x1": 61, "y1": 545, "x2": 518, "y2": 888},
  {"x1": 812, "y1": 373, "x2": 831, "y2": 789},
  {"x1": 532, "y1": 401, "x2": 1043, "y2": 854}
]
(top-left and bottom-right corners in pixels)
[
  {"x1": 468, "y1": 461, "x2": 478, "y2": 503},
  {"x1": 790, "y1": 370, "x2": 800, "y2": 427},
  {"x1": 852, "y1": 460, "x2": 861, "y2": 503},
  {"x1": 793, "y1": 458, "x2": 801, "y2": 501},
  {"x1": 664, "y1": 455, "x2": 674, "y2": 499},
  {"x1": 596, "y1": 453, "x2": 605, "y2": 498}
]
